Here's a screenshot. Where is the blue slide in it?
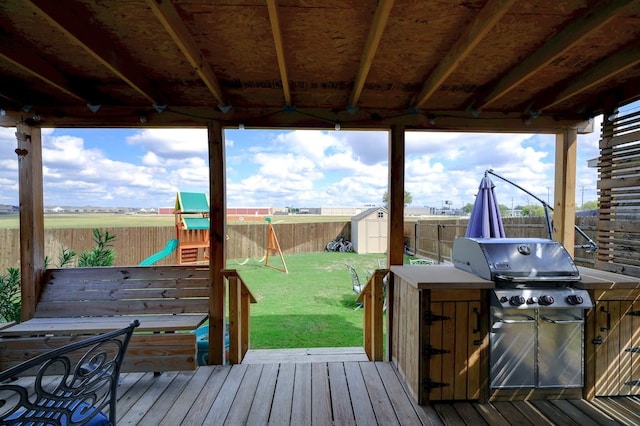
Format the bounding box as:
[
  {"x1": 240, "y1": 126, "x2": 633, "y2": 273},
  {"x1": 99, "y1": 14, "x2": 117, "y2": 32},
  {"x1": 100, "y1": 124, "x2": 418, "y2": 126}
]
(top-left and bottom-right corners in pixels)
[{"x1": 139, "y1": 238, "x2": 180, "y2": 266}]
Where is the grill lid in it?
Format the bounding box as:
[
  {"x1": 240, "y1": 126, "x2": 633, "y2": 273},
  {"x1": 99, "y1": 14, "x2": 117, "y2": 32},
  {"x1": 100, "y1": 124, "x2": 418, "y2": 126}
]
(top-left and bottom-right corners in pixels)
[{"x1": 452, "y1": 237, "x2": 580, "y2": 283}]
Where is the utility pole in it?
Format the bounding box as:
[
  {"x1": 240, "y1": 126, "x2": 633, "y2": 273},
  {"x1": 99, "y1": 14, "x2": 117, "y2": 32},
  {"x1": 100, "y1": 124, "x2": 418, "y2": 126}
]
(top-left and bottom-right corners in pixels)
[
  {"x1": 581, "y1": 186, "x2": 585, "y2": 208},
  {"x1": 547, "y1": 187, "x2": 550, "y2": 205}
]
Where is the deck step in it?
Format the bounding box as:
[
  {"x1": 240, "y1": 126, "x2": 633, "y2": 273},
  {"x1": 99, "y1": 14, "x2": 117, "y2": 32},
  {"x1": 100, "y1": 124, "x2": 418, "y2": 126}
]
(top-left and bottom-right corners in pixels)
[{"x1": 241, "y1": 347, "x2": 368, "y2": 364}]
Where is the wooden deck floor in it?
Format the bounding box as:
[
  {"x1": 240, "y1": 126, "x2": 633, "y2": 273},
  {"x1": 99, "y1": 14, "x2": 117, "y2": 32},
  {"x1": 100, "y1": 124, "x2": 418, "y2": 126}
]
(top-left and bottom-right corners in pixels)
[{"x1": 109, "y1": 361, "x2": 640, "y2": 425}]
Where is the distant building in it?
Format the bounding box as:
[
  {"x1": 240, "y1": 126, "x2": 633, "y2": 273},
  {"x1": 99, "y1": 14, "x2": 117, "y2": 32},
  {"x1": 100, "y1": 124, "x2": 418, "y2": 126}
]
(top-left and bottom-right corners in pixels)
[{"x1": 405, "y1": 207, "x2": 438, "y2": 216}]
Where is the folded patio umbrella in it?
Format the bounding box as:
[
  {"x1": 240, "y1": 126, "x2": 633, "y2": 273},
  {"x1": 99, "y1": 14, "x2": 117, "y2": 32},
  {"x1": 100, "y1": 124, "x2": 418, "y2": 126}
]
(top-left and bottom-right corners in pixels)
[{"x1": 465, "y1": 173, "x2": 506, "y2": 238}]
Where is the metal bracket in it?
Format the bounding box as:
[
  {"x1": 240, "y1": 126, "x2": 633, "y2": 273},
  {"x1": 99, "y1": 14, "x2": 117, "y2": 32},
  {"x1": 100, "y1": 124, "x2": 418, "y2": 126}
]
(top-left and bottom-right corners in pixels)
[
  {"x1": 625, "y1": 347, "x2": 640, "y2": 353},
  {"x1": 628, "y1": 311, "x2": 640, "y2": 317},
  {"x1": 423, "y1": 344, "x2": 449, "y2": 358},
  {"x1": 423, "y1": 379, "x2": 449, "y2": 392},
  {"x1": 592, "y1": 337, "x2": 603, "y2": 345},
  {"x1": 424, "y1": 311, "x2": 450, "y2": 325},
  {"x1": 624, "y1": 380, "x2": 640, "y2": 386}
]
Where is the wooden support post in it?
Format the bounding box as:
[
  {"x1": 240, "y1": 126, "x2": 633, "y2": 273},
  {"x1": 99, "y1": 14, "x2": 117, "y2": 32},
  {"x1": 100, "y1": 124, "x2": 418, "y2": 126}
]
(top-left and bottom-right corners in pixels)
[
  {"x1": 554, "y1": 128, "x2": 577, "y2": 256},
  {"x1": 387, "y1": 125, "x2": 404, "y2": 362},
  {"x1": 388, "y1": 125, "x2": 405, "y2": 266},
  {"x1": 228, "y1": 273, "x2": 241, "y2": 364},
  {"x1": 359, "y1": 271, "x2": 385, "y2": 362},
  {"x1": 208, "y1": 121, "x2": 227, "y2": 365},
  {"x1": 370, "y1": 273, "x2": 384, "y2": 361},
  {"x1": 241, "y1": 282, "x2": 251, "y2": 358},
  {"x1": 16, "y1": 123, "x2": 45, "y2": 321}
]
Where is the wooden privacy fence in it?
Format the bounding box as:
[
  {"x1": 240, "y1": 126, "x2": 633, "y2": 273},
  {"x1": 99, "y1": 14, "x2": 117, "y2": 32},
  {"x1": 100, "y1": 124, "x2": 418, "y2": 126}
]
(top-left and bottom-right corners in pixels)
[
  {"x1": 0, "y1": 222, "x2": 351, "y2": 270},
  {"x1": 0, "y1": 217, "x2": 598, "y2": 270},
  {"x1": 405, "y1": 216, "x2": 598, "y2": 267}
]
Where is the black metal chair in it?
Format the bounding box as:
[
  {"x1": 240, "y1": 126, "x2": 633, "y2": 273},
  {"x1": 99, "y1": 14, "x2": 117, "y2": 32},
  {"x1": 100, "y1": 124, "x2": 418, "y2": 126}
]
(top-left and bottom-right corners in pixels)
[{"x1": 0, "y1": 320, "x2": 139, "y2": 425}]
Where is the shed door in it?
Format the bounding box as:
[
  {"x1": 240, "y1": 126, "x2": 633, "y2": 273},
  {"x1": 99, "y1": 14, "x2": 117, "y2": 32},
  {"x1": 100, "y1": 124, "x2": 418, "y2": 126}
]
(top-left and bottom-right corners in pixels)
[{"x1": 365, "y1": 214, "x2": 387, "y2": 253}]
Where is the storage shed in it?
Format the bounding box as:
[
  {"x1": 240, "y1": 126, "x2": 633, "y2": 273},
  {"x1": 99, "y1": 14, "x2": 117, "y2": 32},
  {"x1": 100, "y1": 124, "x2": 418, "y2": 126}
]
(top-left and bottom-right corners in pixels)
[{"x1": 351, "y1": 207, "x2": 388, "y2": 254}]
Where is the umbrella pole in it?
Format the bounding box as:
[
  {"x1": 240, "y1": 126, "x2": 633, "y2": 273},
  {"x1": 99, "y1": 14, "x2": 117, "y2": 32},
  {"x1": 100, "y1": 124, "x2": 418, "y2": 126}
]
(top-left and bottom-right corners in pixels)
[
  {"x1": 485, "y1": 169, "x2": 597, "y2": 251},
  {"x1": 486, "y1": 170, "x2": 552, "y2": 237}
]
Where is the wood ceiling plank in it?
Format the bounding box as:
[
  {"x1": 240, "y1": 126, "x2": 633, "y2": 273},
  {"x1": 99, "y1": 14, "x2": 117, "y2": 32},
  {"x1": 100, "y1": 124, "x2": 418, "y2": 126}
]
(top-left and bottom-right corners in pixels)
[
  {"x1": 26, "y1": 0, "x2": 163, "y2": 105},
  {"x1": 266, "y1": 0, "x2": 291, "y2": 106},
  {"x1": 475, "y1": 0, "x2": 636, "y2": 110},
  {"x1": 348, "y1": 0, "x2": 395, "y2": 109},
  {"x1": 148, "y1": 0, "x2": 226, "y2": 106},
  {"x1": 412, "y1": 0, "x2": 517, "y2": 110},
  {"x1": 538, "y1": 45, "x2": 640, "y2": 111}
]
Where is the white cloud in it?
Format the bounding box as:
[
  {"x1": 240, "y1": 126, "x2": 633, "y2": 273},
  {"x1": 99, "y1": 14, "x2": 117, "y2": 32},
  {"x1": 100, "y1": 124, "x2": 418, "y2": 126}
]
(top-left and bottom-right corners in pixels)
[{"x1": 0, "y1": 119, "x2": 603, "y2": 209}]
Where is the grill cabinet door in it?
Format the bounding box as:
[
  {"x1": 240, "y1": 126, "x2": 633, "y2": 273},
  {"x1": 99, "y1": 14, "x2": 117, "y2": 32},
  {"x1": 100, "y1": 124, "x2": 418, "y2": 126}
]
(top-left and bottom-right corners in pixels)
[
  {"x1": 537, "y1": 309, "x2": 584, "y2": 388},
  {"x1": 426, "y1": 290, "x2": 483, "y2": 401},
  {"x1": 490, "y1": 308, "x2": 536, "y2": 388}
]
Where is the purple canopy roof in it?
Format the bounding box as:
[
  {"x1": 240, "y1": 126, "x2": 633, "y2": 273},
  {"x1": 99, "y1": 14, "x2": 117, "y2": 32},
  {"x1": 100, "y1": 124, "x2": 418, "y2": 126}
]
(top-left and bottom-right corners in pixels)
[{"x1": 465, "y1": 175, "x2": 506, "y2": 238}]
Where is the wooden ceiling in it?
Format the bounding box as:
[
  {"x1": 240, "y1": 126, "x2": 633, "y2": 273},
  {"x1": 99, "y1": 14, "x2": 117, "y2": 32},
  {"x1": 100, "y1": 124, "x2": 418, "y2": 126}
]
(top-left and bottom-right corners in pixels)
[{"x1": 1, "y1": 0, "x2": 639, "y2": 132}]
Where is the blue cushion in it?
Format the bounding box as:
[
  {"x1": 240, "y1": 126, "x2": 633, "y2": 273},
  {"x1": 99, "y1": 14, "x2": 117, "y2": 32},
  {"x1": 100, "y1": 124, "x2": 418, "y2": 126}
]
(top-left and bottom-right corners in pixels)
[{"x1": 4, "y1": 400, "x2": 111, "y2": 425}]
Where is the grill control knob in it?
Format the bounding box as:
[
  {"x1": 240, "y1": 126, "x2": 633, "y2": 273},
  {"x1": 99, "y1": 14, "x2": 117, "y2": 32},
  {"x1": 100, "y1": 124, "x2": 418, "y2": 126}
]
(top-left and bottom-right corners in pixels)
[
  {"x1": 527, "y1": 297, "x2": 538, "y2": 305},
  {"x1": 509, "y1": 295, "x2": 526, "y2": 306},
  {"x1": 500, "y1": 296, "x2": 509, "y2": 304},
  {"x1": 566, "y1": 294, "x2": 584, "y2": 305},
  {"x1": 539, "y1": 295, "x2": 555, "y2": 306}
]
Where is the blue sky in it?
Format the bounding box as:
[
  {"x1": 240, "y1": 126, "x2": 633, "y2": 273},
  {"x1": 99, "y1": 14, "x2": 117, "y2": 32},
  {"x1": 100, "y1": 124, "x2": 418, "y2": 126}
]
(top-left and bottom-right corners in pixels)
[{"x1": 0, "y1": 119, "x2": 603, "y2": 210}]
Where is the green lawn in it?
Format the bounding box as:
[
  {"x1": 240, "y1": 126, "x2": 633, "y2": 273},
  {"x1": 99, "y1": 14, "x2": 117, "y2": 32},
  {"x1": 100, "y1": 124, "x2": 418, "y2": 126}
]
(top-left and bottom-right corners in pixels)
[{"x1": 228, "y1": 251, "x2": 398, "y2": 349}]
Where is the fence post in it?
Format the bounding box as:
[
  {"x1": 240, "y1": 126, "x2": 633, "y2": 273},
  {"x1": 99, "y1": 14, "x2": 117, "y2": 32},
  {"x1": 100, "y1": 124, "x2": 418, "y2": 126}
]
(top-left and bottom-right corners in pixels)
[{"x1": 437, "y1": 224, "x2": 443, "y2": 264}]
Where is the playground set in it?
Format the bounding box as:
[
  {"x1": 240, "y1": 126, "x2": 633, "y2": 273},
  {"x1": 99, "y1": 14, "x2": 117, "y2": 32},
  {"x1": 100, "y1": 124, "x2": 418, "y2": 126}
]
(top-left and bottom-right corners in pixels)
[
  {"x1": 174, "y1": 191, "x2": 211, "y2": 264},
  {"x1": 139, "y1": 192, "x2": 287, "y2": 272}
]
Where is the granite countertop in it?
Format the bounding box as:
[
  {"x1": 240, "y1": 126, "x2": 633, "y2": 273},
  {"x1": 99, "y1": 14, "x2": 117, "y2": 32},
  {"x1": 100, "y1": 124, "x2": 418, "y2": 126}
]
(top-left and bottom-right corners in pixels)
[{"x1": 574, "y1": 266, "x2": 640, "y2": 290}]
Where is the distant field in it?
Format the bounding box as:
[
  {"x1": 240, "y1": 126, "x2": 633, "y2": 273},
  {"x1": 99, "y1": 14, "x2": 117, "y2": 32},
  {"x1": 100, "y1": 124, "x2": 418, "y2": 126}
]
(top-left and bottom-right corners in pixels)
[{"x1": 0, "y1": 213, "x2": 357, "y2": 229}]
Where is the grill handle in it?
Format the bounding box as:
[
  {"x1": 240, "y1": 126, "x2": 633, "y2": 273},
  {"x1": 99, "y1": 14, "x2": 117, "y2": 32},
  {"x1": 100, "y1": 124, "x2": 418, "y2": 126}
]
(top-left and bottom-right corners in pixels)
[
  {"x1": 494, "y1": 317, "x2": 535, "y2": 324},
  {"x1": 495, "y1": 274, "x2": 581, "y2": 282},
  {"x1": 540, "y1": 316, "x2": 582, "y2": 324}
]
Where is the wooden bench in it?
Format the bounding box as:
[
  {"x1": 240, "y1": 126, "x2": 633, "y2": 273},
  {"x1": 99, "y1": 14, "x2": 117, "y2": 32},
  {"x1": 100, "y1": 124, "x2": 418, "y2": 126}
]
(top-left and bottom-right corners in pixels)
[
  {"x1": 0, "y1": 321, "x2": 138, "y2": 424},
  {"x1": 0, "y1": 265, "x2": 209, "y2": 373}
]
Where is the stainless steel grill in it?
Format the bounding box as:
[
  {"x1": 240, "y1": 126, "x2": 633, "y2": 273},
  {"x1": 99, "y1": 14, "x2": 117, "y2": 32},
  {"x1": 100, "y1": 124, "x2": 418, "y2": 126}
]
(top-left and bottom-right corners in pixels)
[
  {"x1": 452, "y1": 237, "x2": 593, "y2": 390},
  {"x1": 452, "y1": 237, "x2": 581, "y2": 284}
]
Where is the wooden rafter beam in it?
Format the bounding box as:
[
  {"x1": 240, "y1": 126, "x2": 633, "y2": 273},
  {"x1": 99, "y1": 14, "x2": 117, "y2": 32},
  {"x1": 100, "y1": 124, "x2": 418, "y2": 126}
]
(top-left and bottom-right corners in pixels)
[
  {"x1": 26, "y1": 0, "x2": 163, "y2": 105},
  {"x1": 348, "y1": 0, "x2": 394, "y2": 109},
  {"x1": 148, "y1": 0, "x2": 226, "y2": 106},
  {"x1": 412, "y1": 0, "x2": 516, "y2": 109},
  {"x1": 537, "y1": 44, "x2": 640, "y2": 111},
  {"x1": 266, "y1": 0, "x2": 291, "y2": 106},
  {"x1": 475, "y1": 0, "x2": 635, "y2": 110},
  {"x1": 0, "y1": 45, "x2": 85, "y2": 103},
  {"x1": 0, "y1": 104, "x2": 589, "y2": 131}
]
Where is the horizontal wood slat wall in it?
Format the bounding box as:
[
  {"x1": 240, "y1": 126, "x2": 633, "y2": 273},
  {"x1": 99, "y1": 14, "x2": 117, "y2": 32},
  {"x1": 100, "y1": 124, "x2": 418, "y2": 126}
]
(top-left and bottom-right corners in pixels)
[{"x1": 598, "y1": 110, "x2": 640, "y2": 278}]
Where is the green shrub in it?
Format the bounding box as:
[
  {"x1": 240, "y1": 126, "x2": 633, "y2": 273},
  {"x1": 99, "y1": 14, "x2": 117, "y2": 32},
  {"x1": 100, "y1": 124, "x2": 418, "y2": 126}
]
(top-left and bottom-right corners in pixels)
[
  {"x1": 0, "y1": 267, "x2": 21, "y2": 323},
  {"x1": 78, "y1": 229, "x2": 116, "y2": 267}
]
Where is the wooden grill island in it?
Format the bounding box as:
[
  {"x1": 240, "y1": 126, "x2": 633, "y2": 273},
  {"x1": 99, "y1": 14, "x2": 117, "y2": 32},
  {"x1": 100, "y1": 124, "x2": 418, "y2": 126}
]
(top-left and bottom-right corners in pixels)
[{"x1": 1, "y1": 0, "x2": 639, "y2": 410}]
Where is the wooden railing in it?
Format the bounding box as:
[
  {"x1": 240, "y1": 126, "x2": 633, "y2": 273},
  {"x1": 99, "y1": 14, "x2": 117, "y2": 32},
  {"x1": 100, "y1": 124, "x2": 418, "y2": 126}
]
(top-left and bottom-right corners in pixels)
[
  {"x1": 222, "y1": 269, "x2": 257, "y2": 364},
  {"x1": 357, "y1": 269, "x2": 388, "y2": 361}
]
